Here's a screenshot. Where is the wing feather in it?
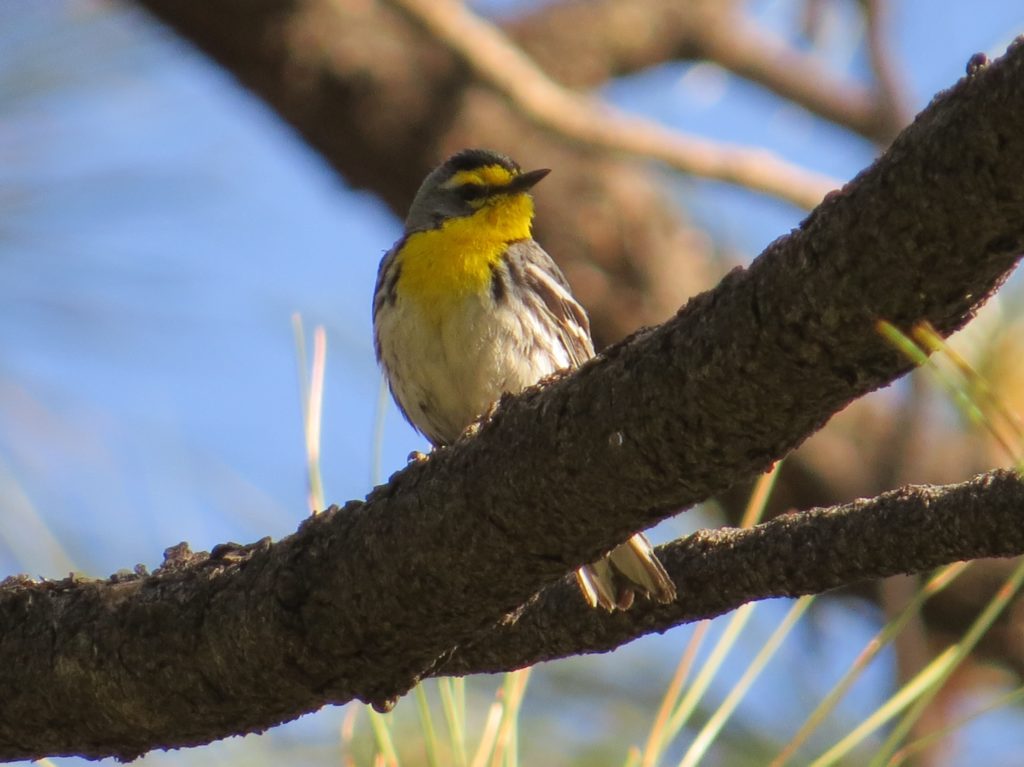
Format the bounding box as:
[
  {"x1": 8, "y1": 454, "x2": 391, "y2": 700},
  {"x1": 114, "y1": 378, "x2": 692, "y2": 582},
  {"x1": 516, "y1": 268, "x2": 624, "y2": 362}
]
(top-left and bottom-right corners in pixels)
[{"x1": 504, "y1": 240, "x2": 594, "y2": 368}]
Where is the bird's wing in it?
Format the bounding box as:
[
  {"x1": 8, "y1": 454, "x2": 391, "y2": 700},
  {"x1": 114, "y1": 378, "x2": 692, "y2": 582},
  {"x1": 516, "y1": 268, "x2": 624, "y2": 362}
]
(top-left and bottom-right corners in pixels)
[{"x1": 505, "y1": 239, "x2": 595, "y2": 367}]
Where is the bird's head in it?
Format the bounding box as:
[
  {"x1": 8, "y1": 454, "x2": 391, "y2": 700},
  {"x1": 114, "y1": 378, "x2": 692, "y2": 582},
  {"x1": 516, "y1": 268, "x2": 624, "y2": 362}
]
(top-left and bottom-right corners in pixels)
[{"x1": 404, "y1": 148, "x2": 550, "y2": 233}]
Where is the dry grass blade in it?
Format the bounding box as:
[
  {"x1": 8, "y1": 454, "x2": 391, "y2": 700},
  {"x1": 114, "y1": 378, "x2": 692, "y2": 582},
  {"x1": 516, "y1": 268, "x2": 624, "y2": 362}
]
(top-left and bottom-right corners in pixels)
[
  {"x1": 292, "y1": 314, "x2": 327, "y2": 513},
  {"x1": 648, "y1": 465, "x2": 782, "y2": 758},
  {"x1": 490, "y1": 669, "x2": 531, "y2": 767},
  {"x1": 639, "y1": 621, "x2": 711, "y2": 767}
]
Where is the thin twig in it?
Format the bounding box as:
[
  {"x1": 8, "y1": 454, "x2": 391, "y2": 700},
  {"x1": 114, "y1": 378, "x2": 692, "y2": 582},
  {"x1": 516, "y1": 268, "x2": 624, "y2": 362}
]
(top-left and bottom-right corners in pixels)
[
  {"x1": 383, "y1": 0, "x2": 838, "y2": 210},
  {"x1": 692, "y1": 11, "x2": 889, "y2": 143},
  {"x1": 510, "y1": 0, "x2": 888, "y2": 142}
]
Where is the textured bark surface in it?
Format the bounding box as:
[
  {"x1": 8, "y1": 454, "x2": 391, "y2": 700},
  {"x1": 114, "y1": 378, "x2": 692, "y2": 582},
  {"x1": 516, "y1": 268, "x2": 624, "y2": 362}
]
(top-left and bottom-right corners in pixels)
[
  {"x1": 441, "y1": 470, "x2": 1024, "y2": 674},
  {"x1": 6, "y1": 470, "x2": 1023, "y2": 762},
  {"x1": 4, "y1": 471, "x2": 1024, "y2": 762},
  {"x1": 1, "y1": 38, "x2": 1023, "y2": 761}
]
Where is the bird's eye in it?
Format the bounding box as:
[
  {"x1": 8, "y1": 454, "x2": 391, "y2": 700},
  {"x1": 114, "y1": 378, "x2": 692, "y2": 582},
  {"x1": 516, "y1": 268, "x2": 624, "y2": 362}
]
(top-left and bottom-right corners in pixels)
[{"x1": 454, "y1": 182, "x2": 487, "y2": 201}]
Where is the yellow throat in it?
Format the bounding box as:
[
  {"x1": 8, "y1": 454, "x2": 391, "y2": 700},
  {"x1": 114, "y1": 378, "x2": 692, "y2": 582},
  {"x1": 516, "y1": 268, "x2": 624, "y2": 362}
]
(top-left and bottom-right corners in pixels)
[{"x1": 396, "y1": 192, "x2": 535, "y2": 323}]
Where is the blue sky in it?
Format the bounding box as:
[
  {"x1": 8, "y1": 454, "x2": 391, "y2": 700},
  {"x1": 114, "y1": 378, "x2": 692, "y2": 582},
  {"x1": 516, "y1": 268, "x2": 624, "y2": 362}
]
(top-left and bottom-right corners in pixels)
[{"x1": 2, "y1": 1, "x2": 1024, "y2": 765}]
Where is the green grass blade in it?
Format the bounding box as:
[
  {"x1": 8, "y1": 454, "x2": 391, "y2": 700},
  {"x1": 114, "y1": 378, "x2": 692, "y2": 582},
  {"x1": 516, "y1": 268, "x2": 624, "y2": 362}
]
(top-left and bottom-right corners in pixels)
[
  {"x1": 367, "y1": 709, "x2": 401, "y2": 767},
  {"x1": 491, "y1": 668, "x2": 531, "y2": 767},
  {"x1": 912, "y1": 322, "x2": 1024, "y2": 466},
  {"x1": 663, "y1": 602, "x2": 757, "y2": 745},
  {"x1": 876, "y1": 320, "x2": 929, "y2": 366},
  {"x1": 808, "y1": 646, "x2": 957, "y2": 767},
  {"x1": 414, "y1": 684, "x2": 443, "y2": 767},
  {"x1": 292, "y1": 312, "x2": 311, "y2": 423},
  {"x1": 341, "y1": 705, "x2": 360, "y2": 767},
  {"x1": 292, "y1": 314, "x2": 327, "y2": 514},
  {"x1": 869, "y1": 556, "x2": 1024, "y2": 766},
  {"x1": 0, "y1": 456, "x2": 76, "y2": 574},
  {"x1": 469, "y1": 701, "x2": 503, "y2": 767},
  {"x1": 679, "y1": 595, "x2": 814, "y2": 767},
  {"x1": 770, "y1": 562, "x2": 967, "y2": 767},
  {"x1": 439, "y1": 678, "x2": 469, "y2": 767},
  {"x1": 306, "y1": 325, "x2": 326, "y2": 512},
  {"x1": 885, "y1": 685, "x2": 1024, "y2": 767},
  {"x1": 739, "y1": 463, "x2": 781, "y2": 528},
  {"x1": 455, "y1": 677, "x2": 467, "y2": 731}
]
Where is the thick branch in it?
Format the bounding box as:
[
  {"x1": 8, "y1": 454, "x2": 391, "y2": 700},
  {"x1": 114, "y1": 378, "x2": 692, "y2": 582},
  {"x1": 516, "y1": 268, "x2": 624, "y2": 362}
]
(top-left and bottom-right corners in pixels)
[
  {"x1": 441, "y1": 470, "x2": 1024, "y2": 674},
  {"x1": 2, "y1": 34, "x2": 1024, "y2": 764}
]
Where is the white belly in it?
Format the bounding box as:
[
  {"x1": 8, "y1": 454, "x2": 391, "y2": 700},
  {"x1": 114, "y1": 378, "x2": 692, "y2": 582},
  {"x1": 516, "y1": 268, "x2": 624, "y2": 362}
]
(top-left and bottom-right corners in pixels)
[{"x1": 376, "y1": 290, "x2": 570, "y2": 445}]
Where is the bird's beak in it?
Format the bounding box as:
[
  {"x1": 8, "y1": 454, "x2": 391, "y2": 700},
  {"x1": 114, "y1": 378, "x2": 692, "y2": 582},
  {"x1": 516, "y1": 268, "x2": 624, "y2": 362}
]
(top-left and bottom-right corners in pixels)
[{"x1": 508, "y1": 167, "x2": 551, "y2": 193}]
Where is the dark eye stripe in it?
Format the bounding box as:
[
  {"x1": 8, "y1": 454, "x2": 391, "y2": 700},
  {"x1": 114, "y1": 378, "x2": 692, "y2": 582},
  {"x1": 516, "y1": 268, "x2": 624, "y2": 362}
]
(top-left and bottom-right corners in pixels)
[{"x1": 455, "y1": 182, "x2": 488, "y2": 200}]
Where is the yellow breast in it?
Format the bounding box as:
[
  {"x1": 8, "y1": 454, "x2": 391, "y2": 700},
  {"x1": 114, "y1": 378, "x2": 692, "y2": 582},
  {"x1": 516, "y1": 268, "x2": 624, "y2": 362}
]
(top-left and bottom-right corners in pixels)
[{"x1": 396, "y1": 194, "x2": 535, "y2": 323}]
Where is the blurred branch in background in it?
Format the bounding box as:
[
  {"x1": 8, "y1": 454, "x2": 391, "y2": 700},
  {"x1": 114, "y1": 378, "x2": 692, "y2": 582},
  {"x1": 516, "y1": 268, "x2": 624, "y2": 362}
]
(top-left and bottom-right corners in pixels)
[
  {"x1": 508, "y1": 0, "x2": 906, "y2": 144},
  {"x1": 384, "y1": 0, "x2": 838, "y2": 210}
]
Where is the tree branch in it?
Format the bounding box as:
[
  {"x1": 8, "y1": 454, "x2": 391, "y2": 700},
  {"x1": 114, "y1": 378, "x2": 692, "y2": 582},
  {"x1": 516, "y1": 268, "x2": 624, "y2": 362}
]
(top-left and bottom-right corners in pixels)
[
  {"x1": 682, "y1": 6, "x2": 896, "y2": 143},
  {"x1": 440, "y1": 470, "x2": 1024, "y2": 675},
  {"x1": 508, "y1": 0, "x2": 893, "y2": 143}
]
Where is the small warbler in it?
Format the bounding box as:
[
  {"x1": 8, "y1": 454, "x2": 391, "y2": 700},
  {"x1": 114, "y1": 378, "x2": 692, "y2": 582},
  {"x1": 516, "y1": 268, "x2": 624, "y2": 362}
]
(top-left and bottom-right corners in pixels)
[{"x1": 373, "y1": 148, "x2": 676, "y2": 611}]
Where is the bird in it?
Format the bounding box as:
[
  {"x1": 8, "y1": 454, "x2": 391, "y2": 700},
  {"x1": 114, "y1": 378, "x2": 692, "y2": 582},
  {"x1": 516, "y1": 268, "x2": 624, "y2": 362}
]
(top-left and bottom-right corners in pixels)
[{"x1": 372, "y1": 148, "x2": 676, "y2": 611}]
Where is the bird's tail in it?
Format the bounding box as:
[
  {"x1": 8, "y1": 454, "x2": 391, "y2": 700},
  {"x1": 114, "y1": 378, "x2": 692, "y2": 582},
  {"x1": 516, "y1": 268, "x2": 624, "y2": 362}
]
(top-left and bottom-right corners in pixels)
[{"x1": 575, "y1": 533, "x2": 676, "y2": 611}]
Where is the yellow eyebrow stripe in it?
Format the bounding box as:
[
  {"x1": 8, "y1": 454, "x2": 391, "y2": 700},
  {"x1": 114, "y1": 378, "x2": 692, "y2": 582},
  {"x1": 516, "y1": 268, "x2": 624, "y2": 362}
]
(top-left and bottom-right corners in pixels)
[{"x1": 446, "y1": 164, "x2": 516, "y2": 188}]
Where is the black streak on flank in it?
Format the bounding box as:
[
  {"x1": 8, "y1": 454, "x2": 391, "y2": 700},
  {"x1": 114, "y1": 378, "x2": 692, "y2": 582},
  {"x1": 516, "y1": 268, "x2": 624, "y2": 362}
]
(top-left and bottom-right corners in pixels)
[
  {"x1": 490, "y1": 262, "x2": 508, "y2": 304},
  {"x1": 385, "y1": 262, "x2": 402, "y2": 306}
]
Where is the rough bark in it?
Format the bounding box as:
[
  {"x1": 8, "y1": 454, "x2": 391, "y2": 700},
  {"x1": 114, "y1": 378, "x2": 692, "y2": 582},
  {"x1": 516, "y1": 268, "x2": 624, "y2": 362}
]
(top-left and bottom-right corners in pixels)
[
  {"x1": 1, "y1": 37, "x2": 1023, "y2": 761},
  {"x1": 440, "y1": 470, "x2": 1024, "y2": 674},
  {"x1": 4, "y1": 471, "x2": 1024, "y2": 762}
]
